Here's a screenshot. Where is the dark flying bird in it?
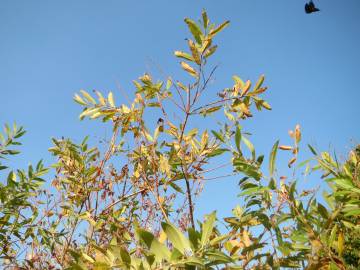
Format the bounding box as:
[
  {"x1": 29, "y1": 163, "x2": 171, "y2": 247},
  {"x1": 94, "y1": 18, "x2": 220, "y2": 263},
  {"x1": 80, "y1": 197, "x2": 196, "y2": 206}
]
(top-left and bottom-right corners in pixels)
[
  {"x1": 305, "y1": 0, "x2": 320, "y2": 14},
  {"x1": 157, "y1": 118, "x2": 164, "y2": 132}
]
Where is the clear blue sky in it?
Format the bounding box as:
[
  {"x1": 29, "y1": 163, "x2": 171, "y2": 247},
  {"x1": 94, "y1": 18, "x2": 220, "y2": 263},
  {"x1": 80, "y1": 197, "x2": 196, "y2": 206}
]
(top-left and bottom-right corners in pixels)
[{"x1": 1, "y1": 1, "x2": 359, "y2": 219}]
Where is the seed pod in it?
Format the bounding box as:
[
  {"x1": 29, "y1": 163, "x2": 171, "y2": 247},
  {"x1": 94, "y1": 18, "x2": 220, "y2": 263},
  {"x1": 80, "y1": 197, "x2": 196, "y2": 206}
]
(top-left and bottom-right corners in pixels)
[
  {"x1": 295, "y1": 124, "x2": 301, "y2": 143},
  {"x1": 288, "y1": 157, "x2": 297, "y2": 168},
  {"x1": 279, "y1": 145, "x2": 293, "y2": 151}
]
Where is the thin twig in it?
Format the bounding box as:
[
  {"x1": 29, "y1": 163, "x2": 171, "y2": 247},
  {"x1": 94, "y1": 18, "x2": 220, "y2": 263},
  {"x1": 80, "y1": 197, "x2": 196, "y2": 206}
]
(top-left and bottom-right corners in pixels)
[{"x1": 201, "y1": 173, "x2": 237, "y2": 181}]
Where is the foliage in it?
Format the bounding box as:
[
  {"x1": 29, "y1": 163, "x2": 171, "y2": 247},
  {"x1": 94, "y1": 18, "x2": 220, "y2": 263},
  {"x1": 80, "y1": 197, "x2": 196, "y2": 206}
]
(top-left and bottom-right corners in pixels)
[
  {"x1": 0, "y1": 11, "x2": 358, "y2": 270},
  {"x1": 0, "y1": 124, "x2": 48, "y2": 266}
]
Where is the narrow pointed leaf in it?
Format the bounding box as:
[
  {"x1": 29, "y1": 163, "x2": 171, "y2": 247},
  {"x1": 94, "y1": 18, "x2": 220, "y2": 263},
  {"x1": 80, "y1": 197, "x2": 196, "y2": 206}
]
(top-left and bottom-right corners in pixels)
[
  {"x1": 235, "y1": 126, "x2": 241, "y2": 153},
  {"x1": 108, "y1": 92, "x2": 115, "y2": 107},
  {"x1": 184, "y1": 18, "x2": 203, "y2": 44},
  {"x1": 80, "y1": 90, "x2": 96, "y2": 104},
  {"x1": 209, "y1": 20, "x2": 230, "y2": 37},
  {"x1": 269, "y1": 140, "x2": 279, "y2": 176},
  {"x1": 174, "y1": 51, "x2": 195, "y2": 62},
  {"x1": 201, "y1": 211, "x2": 216, "y2": 246},
  {"x1": 161, "y1": 222, "x2": 191, "y2": 255}
]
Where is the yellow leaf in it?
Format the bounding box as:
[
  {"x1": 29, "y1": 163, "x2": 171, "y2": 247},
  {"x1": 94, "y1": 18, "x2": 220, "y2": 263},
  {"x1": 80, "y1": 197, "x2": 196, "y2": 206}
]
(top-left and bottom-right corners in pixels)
[
  {"x1": 121, "y1": 104, "x2": 130, "y2": 113},
  {"x1": 261, "y1": 101, "x2": 272, "y2": 110},
  {"x1": 224, "y1": 108, "x2": 236, "y2": 122},
  {"x1": 82, "y1": 252, "x2": 95, "y2": 263},
  {"x1": 239, "y1": 103, "x2": 252, "y2": 117},
  {"x1": 338, "y1": 231, "x2": 344, "y2": 256},
  {"x1": 108, "y1": 92, "x2": 115, "y2": 107},
  {"x1": 180, "y1": 61, "x2": 198, "y2": 77},
  {"x1": 203, "y1": 45, "x2": 217, "y2": 58},
  {"x1": 166, "y1": 78, "x2": 172, "y2": 90},
  {"x1": 80, "y1": 90, "x2": 96, "y2": 104},
  {"x1": 160, "y1": 155, "x2": 171, "y2": 177},
  {"x1": 201, "y1": 130, "x2": 208, "y2": 149},
  {"x1": 201, "y1": 38, "x2": 212, "y2": 54},
  {"x1": 177, "y1": 81, "x2": 188, "y2": 92},
  {"x1": 134, "y1": 170, "x2": 140, "y2": 178},
  {"x1": 158, "y1": 230, "x2": 167, "y2": 243},
  {"x1": 143, "y1": 130, "x2": 153, "y2": 142},
  {"x1": 174, "y1": 50, "x2": 194, "y2": 62},
  {"x1": 90, "y1": 112, "x2": 103, "y2": 119},
  {"x1": 95, "y1": 91, "x2": 106, "y2": 106},
  {"x1": 74, "y1": 94, "x2": 87, "y2": 105},
  {"x1": 79, "y1": 107, "x2": 100, "y2": 120},
  {"x1": 252, "y1": 86, "x2": 268, "y2": 95},
  {"x1": 242, "y1": 230, "x2": 251, "y2": 247},
  {"x1": 188, "y1": 39, "x2": 201, "y2": 65},
  {"x1": 254, "y1": 74, "x2": 265, "y2": 91},
  {"x1": 241, "y1": 80, "x2": 251, "y2": 96}
]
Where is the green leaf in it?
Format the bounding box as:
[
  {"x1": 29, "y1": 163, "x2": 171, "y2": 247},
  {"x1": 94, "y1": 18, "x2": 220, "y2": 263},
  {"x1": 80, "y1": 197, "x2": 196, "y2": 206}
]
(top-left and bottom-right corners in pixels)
[
  {"x1": 205, "y1": 250, "x2": 233, "y2": 264},
  {"x1": 202, "y1": 9, "x2": 209, "y2": 29},
  {"x1": 166, "y1": 78, "x2": 172, "y2": 90},
  {"x1": 344, "y1": 208, "x2": 360, "y2": 217},
  {"x1": 275, "y1": 227, "x2": 283, "y2": 245},
  {"x1": 199, "y1": 105, "x2": 222, "y2": 116},
  {"x1": 317, "y1": 203, "x2": 329, "y2": 219},
  {"x1": 242, "y1": 136, "x2": 255, "y2": 160},
  {"x1": 269, "y1": 140, "x2": 279, "y2": 176},
  {"x1": 203, "y1": 45, "x2": 218, "y2": 58},
  {"x1": 329, "y1": 224, "x2": 337, "y2": 247},
  {"x1": 136, "y1": 229, "x2": 171, "y2": 262},
  {"x1": 184, "y1": 18, "x2": 203, "y2": 44},
  {"x1": 332, "y1": 178, "x2": 354, "y2": 190},
  {"x1": 209, "y1": 234, "x2": 231, "y2": 246},
  {"x1": 180, "y1": 257, "x2": 204, "y2": 267},
  {"x1": 238, "y1": 186, "x2": 261, "y2": 196},
  {"x1": 253, "y1": 74, "x2": 265, "y2": 92},
  {"x1": 211, "y1": 130, "x2": 225, "y2": 143},
  {"x1": 235, "y1": 125, "x2": 241, "y2": 153},
  {"x1": 161, "y1": 222, "x2": 192, "y2": 255},
  {"x1": 187, "y1": 228, "x2": 200, "y2": 250},
  {"x1": 201, "y1": 211, "x2": 216, "y2": 247},
  {"x1": 209, "y1": 20, "x2": 230, "y2": 37},
  {"x1": 119, "y1": 247, "x2": 131, "y2": 264},
  {"x1": 234, "y1": 159, "x2": 262, "y2": 180},
  {"x1": 208, "y1": 148, "x2": 229, "y2": 157},
  {"x1": 308, "y1": 144, "x2": 318, "y2": 155},
  {"x1": 7, "y1": 170, "x2": 16, "y2": 184},
  {"x1": 170, "y1": 248, "x2": 183, "y2": 262},
  {"x1": 169, "y1": 182, "x2": 184, "y2": 194}
]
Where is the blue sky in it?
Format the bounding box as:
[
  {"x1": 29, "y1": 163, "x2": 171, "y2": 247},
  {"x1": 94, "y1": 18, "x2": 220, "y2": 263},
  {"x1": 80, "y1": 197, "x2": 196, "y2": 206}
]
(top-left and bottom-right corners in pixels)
[{"x1": 1, "y1": 1, "x2": 359, "y2": 220}]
